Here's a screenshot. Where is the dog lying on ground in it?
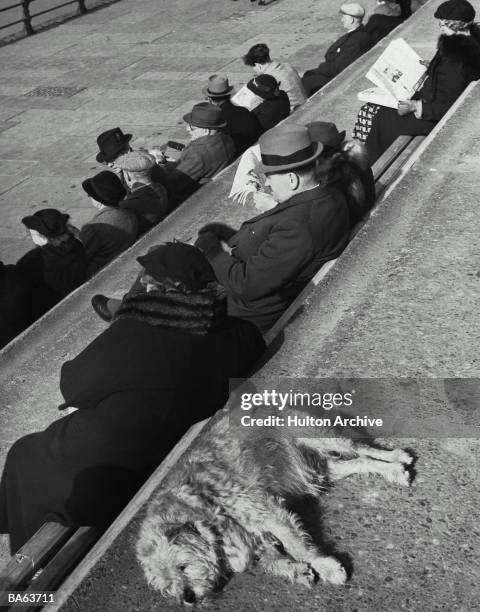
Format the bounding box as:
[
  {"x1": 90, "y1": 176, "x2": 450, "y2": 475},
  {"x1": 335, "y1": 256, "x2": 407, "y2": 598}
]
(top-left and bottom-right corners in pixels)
[{"x1": 136, "y1": 409, "x2": 413, "y2": 606}]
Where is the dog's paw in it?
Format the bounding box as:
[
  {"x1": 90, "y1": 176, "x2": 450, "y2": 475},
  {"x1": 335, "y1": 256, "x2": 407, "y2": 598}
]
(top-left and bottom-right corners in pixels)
[
  {"x1": 292, "y1": 562, "x2": 317, "y2": 587},
  {"x1": 390, "y1": 448, "x2": 414, "y2": 465},
  {"x1": 310, "y1": 556, "x2": 347, "y2": 585},
  {"x1": 387, "y1": 462, "x2": 412, "y2": 487}
]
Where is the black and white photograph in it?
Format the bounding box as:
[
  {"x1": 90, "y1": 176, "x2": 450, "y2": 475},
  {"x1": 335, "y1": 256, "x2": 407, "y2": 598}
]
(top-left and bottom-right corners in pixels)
[{"x1": 0, "y1": 0, "x2": 479, "y2": 610}]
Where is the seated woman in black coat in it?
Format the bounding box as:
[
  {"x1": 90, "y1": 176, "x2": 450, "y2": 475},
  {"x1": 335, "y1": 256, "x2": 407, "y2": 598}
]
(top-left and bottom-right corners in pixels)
[
  {"x1": 0, "y1": 243, "x2": 265, "y2": 553},
  {"x1": 247, "y1": 74, "x2": 290, "y2": 133},
  {"x1": 357, "y1": 0, "x2": 480, "y2": 163},
  {"x1": 16, "y1": 209, "x2": 88, "y2": 319}
]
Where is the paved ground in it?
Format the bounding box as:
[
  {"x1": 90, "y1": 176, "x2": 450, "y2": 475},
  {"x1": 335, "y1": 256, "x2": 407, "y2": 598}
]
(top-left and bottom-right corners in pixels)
[{"x1": 0, "y1": 0, "x2": 383, "y2": 265}]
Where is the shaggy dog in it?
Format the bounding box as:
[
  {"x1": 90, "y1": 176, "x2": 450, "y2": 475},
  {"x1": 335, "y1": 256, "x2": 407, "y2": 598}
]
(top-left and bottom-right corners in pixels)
[{"x1": 136, "y1": 409, "x2": 413, "y2": 606}]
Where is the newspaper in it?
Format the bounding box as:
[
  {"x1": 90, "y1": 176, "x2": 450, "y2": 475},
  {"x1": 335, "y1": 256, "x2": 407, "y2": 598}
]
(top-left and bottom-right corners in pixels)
[
  {"x1": 357, "y1": 38, "x2": 427, "y2": 108},
  {"x1": 231, "y1": 85, "x2": 264, "y2": 111}
]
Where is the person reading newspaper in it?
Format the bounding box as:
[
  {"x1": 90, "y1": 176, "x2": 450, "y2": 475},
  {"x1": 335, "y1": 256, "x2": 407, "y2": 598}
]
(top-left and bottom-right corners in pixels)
[{"x1": 353, "y1": 0, "x2": 480, "y2": 163}]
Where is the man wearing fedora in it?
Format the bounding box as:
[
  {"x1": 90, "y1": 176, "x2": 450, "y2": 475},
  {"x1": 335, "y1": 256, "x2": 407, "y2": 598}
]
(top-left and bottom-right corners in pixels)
[
  {"x1": 302, "y1": 3, "x2": 370, "y2": 96},
  {"x1": 161, "y1": 102, "x2": 236, "y2": 204},
  {"x1": 114, "y1": 151, "x2": 171, "y2": 235},
  {"x1": 195, "y1": 124, "x2": 350, "y2": 333},
  {"x1": 203, "y1": 75, "x2": 260, "y2": 155}
]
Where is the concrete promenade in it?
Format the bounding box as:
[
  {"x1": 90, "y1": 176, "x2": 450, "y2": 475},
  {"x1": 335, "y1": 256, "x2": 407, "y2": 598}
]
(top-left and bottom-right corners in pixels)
[{"x1": 0, "y1": 0, "x2": 382, "y2": 265}]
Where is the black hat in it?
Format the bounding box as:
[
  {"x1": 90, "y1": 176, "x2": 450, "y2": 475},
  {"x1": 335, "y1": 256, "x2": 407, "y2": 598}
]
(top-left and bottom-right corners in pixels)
[
  {"x1": 182, "y1": 102, "x2": 227, "y2": 129},
  {"x1": 96, "y1": 127, "x2": 132, "y2": 163},
  {"x1": 434, "y1": 0, "x2": 475, "y2": 22},
  {"x1": 22, "y1": 209, "x2": 70, "y2": 238},
  {"x1": 82, "y1": 171, "x2": 127, "y2": 206},
  {"x1": 137, "y1": 242, "x2": 216, "y2": 290},
  {"x1": 306, "y1": 122, "x2": 346, "y2": 149},
  {"x1": 247, "y1": 74, "x2": 280, "y2": 100}
]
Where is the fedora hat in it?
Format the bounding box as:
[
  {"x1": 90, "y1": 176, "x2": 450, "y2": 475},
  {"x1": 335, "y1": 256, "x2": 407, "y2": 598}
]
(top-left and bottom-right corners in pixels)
[
  {"x1": 246, "y1": 74, "x2": 280, "y2": 100},
  {"x1": 82, "y1": 170, "x2": 126, "y2": 206},
  {"x1": 96, "y1": 127, "x2": 132, "y2": 163},
  {"x1": 137, "y1": 242, "x2": 216, "y2": 290},
  {"x1": 306, "y1": 122, "x2": 346, "y2": 150},
  {"x1": 183, "y1": 102, "x2": 227, "y2": 129},
  {"x1": 259, "y1": 124, "x2": 323, "y2": 174},
  {"x1": 202, "y1": 74, "x2": 234, "y2": 98},
  {"x1": 22, "y1": 209, "x2": 70, "y2": 238}
]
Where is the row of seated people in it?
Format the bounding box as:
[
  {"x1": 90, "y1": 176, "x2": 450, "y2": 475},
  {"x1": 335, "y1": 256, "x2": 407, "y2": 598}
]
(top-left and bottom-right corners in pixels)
[
  {"x1": 1, "y1": 0, "x2": 480, "y2": 553},
  {"x1": 0, "y1": 121, "x2": 372, "y2": 554}
]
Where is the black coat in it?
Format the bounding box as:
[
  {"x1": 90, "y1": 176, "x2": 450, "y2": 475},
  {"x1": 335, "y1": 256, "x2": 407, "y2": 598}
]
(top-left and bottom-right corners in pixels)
[
  {"x1": 219, "y1": 99, "x2": 261, "y2": 155},
  {"x1": 364, "y1": 13, "x2": 404, "y2": 48},
  {"x1": 302, "y1": 25, "x2": 370, "y2": 95},
  {"x1": 16, "y1": 237, "x2": 88, "y2": 318},
  {"x1": 0, "y1": 315, "x2": 264, "y2": 552},
  {"x1": 0, "y1": 262, "x2": 34, "y2": 349},
  {"x1": 252, "y1": 91, "x2": 290, "y2": 133},
  {"x1": 204, "y1": 186, "x2": 350, "y2": 332},
  {"x1": 366, "y1": 30, "x2": 480, "y2": 163}
]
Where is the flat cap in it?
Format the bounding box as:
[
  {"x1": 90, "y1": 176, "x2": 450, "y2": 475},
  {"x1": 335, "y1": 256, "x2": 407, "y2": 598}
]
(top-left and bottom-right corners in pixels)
[
  {"x1": 115, "y1": 150, "x2": 156, "y2": 173},
  {"x1": 340, "y1": 2, "x2": 365, "y2": 18}
]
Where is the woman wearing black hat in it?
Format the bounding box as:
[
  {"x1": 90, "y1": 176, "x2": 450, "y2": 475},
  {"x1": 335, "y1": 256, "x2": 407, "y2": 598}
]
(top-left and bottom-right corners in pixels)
[
  {"x1": 0, "y1": 243, "x2": 265, "y2": 553},
  {"x1": 247, "y1": 74, "x2": 290, "y2": 133},
  {"x1": 16, "y1": 209, "x2": 88, "y2": 319},
  {"x1": 357, "y1": 0, "x2": 480, "y2": 163},
  {"x1": 80, "y1": 170, "x2": 138, "y2": 276}
]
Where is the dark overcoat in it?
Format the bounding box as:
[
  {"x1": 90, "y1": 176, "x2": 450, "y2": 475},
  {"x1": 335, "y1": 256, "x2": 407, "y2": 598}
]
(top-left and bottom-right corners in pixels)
[
  {"x1": 302, "y1": 25, "x2": 370, "y2": 95},
  {"x1": 0, "y1": 262, "x2": 34, "y2": 348},
  {"x1": 364, "y1": 13, "x2": 403, "y2": 48},
  {"x1": 252, "y1": 91, "x2": 291, "y2": 133},
  {"x1": 0, "y1": 315, "x2": 264, "y2": 552},
  {"x1": 219, "y1": 99, "x2": 261, "y2": 155},
  {"x1": 366, "y1": 30, "x2": 480, "y2": 163},
  {"x1": 16, "y1": 237, "x2": 88, "y2": 318},
  {"x1": 208, "y1": 186, "x2": 351, "y2": 332}
]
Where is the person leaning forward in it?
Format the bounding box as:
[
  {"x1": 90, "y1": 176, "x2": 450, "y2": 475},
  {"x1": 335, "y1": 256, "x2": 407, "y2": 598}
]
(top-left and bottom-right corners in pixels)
[
  {"x1": 203, "y1": 75, "x2": 261, "y2": 156},
  {"x1": 161, "y1": 103, "x2": 236, "y2": 204},
  {"x1": 195, "y1": 124, "x2": 351, "y2": 333},
  {"x1": 302, "y1": 3, "x2": 370, "y2": 96}
]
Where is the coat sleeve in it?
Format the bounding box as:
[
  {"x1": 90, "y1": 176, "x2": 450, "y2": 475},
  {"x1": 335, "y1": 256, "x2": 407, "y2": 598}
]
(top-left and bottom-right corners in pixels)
[
  {"x1": 208, "y1": 220, "x2": 315, "y2": 301},
  {"x1": 420, "y1": 59, "x2": 469, "y2": 122},
  {"x1": 175, "y1": 145, "x2": 206, "y2": 182}
]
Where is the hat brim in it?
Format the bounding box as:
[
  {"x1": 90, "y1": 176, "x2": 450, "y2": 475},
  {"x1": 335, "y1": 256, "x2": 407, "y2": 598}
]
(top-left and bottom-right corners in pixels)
[
  {"x1": 260, "y1": 141, "x2": 324, "y2": 174},
  {"x1": 21, "y1": 213, "x2": 69, "y2": 237},
  {"x1": 202, "y1": 84, "x2": 234, "y2": 98},
  {"x1": 96, "y1": 133, "x2": 132, "y2": 163},
  {"x1": 182, "y1": 112, "x2": 227, "y2": 129}
]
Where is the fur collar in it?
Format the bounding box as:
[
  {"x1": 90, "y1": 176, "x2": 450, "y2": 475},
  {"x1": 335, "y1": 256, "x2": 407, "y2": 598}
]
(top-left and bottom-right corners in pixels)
[
  {"x1": 113, "y1": 288, "x2": 227, "y2": 335},
  {"x1": 373, "y1": 2, "x2": 401, "y2": 18},
  {"x1": 438, "y1": 29, "x2": 480, "y2": 75}
]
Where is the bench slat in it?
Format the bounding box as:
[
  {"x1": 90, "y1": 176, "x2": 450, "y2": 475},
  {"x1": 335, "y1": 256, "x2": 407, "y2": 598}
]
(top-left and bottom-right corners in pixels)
[{"x1": 372, "y1": 135, "x2": 413, "y2": 182}]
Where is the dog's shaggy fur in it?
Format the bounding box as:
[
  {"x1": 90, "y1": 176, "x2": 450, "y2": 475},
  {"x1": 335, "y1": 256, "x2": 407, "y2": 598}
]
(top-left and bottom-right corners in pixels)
[{"x1": 136, "y1": 410, "x2": 413, "y2": 606}]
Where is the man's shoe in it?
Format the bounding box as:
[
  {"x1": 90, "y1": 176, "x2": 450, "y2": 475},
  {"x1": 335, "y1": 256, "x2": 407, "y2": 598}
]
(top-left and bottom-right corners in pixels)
[{"x1": 91, "y1": 294, "x2": 113, "y2": 322}]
